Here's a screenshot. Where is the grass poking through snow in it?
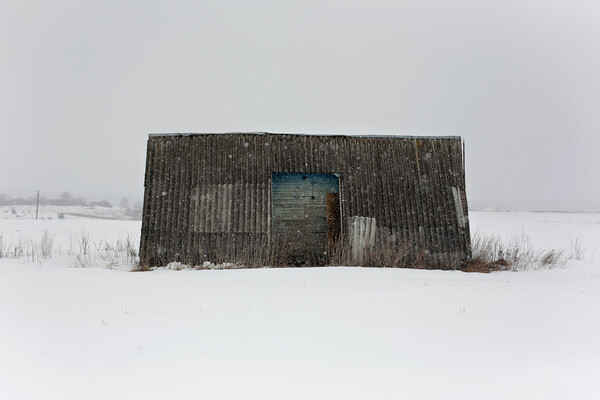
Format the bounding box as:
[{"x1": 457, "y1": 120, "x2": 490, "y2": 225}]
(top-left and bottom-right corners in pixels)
[
  {"x1": 466, "y1": 230, "x2": 568, "y2": 272},
  {"x1": 0, "y1": 230, "x2": 139, "y2": 269}
]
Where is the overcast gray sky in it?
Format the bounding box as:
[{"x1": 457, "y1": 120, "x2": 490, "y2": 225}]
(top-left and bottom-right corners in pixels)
[{"x1": 1, "y1": 0, "x2": 599, "y2": 211}]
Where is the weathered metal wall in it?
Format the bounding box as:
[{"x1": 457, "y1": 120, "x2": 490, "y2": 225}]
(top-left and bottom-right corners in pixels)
[{"x1": 139, "y1": 133, "x2": 471, "y2": 269}]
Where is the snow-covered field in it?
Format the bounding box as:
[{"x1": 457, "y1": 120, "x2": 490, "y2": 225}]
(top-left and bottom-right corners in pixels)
[
  {"x1": 0, "y1": 204, "x2": 136, "y2": 221},
  {"x1": 1, "y1": 211, "x2": 599, "y2": 399}
]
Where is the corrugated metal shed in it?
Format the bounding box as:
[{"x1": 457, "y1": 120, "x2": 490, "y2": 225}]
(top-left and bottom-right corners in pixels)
[{"x1": 139, "y1": 132, "x2": 471, "y2": 269}]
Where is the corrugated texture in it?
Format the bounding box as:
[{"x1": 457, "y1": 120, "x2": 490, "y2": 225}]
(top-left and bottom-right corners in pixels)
[
  {"x1": 349, "y1": 216, "x2": 377, "y2": 263},
  {"x1": 272, "y1": 173, "x2": 340, "y2": 265},
  {"x1": 139, "y1": 133, "x2": 471, "y2": 269}
]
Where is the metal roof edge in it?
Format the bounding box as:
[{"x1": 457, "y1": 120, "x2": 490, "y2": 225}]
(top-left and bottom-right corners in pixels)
[{"x1": 148, "y1": 132, "x2": 462, "y2": 140}]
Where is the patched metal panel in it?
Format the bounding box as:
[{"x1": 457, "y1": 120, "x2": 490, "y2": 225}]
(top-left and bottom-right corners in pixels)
[
  {"x1": 349, "y1": 216, "x2": 377, "y2": 263},
  {"x1": 451, "y1": 186, "x2": 466, "y2": 229},
  {"x1": 272, "y1": 173, "x2": 339, "y2": 265}
]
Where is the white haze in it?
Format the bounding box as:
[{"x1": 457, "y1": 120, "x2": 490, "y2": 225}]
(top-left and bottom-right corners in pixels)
[{"x1": 1, "y1": 0, "x2": 599, "y2": 211}]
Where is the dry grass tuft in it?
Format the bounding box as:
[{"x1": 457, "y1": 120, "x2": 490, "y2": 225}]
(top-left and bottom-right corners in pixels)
[
  {"x1": 467, "y1": 230, "x2": 566, "y2": 273},
  {"x1": 131, "y1": 263, "x2": 152, "y2": 272},
  {"x1": 1, "y1": 229, "x2": 140, "y2": 270},
  {"x1": 568, "y1": 237, "x2": 586, "y2": 260}
]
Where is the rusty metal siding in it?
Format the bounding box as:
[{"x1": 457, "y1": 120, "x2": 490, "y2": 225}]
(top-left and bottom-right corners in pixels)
[{"x1": 139, "y1": 133, "x2": 471, "y2": 269}]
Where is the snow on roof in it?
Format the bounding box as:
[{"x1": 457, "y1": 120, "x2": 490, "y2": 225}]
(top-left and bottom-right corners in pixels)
[{"x1": 148, "y1": 132, "x2": 461, "y2": 140}]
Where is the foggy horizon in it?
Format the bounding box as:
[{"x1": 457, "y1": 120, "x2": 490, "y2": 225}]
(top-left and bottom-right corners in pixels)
[{"x1": 2, "y1": 1, "x2": 599, "y2": 212}]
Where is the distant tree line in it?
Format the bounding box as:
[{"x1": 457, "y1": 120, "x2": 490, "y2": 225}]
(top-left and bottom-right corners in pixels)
[
  {"x1": 0, "y1": 192, "x2": 113, "y2": 208},
  {"x1": 120, "y1": 197, "x2": 144, "y2": 220}
]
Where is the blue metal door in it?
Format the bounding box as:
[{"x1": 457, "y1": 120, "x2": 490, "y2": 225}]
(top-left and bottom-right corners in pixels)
[{"x1": 272, "y1": 173, "x2": 340, "y2": 266}]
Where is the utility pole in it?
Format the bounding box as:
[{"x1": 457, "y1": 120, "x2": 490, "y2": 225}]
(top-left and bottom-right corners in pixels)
[{"x1": 36, "y1": 190, "x2": 39, "y2": 220}]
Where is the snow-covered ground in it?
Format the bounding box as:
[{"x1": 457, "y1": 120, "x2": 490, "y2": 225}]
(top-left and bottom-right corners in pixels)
[
  {"x1": 471, "y1": 211, "x2": 600, "y2": 257},
  {"x1": 1, "y1": 211, "x2": 599, "y2": 399},
  {"x1": 0, "y1": 204, "x2": 138, "y2": 221}
]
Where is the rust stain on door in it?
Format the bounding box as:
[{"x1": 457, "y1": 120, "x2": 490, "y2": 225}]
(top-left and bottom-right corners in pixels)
[{"x1": 326, "y1": 192, "x2": 341, "y2": 258}]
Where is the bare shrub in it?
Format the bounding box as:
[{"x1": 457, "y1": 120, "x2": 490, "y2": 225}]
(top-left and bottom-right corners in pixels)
[
  {"x1": 0, "y1": 238, "x2": 35, "y2": 261},
  {"x1": 1, "y1": 229, "x2": 142, "y2": 270},
  {"x1": 71, "y1": 231, "x2": 92, "y2": 268},
  {"x1": 468, "y1": 230, "x2": 565, "y2": 272},
  {"x1": 538, "y1": 249, "x2": 565, "y2": 269},
  {"x1": 412, "y1": 249, "x2": 435, "y2": 270},
  {"x1": 363, "y1": 240, "x2": 412, "y2": 268},
  {"x1": 93, "y1": 234, "x2": 139, "y2": 269},
  {"x1": 0, "y1": 235, "x2": 6, "y2": 258},
  {"x1": 12, "y1": 239, "x2": 32, "y2": 259},
  {"x1": 503, "y1": 231, "x2": 536, "y2": 270},
  {"x1": 568, "y1": 237, "x2": 586, "y2": 260},
  {"x1": 124, "y1": 234, "x2": 139, "y2": 266},
  {"x1": 78, "y1": 231, "x2": 90, "y2": 256},
  {"x1": 95, "y1": 240, "x2": 117, "y2": 269},
  {"x1": 234, "y1": 247, "x2": 269, "y2": 268},
  {"x1": 56, "y1": 233, "x2": 76, "y2": 256},
  {"x1": 470, "y1": 233, "x2": 503, "y2": 265},
  {"x1": 327, "y1": 236, "x2": 348, "y2": 266},
  {"x1": 40, "y1": 229, "x2": 55, "y2": 259},
  {"x1": 75, "y1": 253, "x2": 91, "y2": 268},
  {"x1": 270, "y1": 236, "x2": 294, "y2": 267},
  {"x1": 328, "y1": 233, "x2": 414, "y2": 268}
]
